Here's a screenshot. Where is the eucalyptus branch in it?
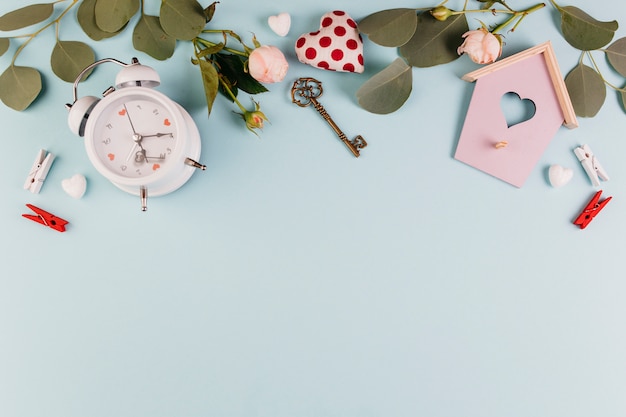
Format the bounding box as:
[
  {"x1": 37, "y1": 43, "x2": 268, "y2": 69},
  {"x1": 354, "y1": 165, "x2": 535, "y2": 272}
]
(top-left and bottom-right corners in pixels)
[
  {"x1": 586, "y1": 51, "x2": 626, "y2": 92},
  {"x1": 11, "y1": 0, "x2": 79, "y2": 64}
]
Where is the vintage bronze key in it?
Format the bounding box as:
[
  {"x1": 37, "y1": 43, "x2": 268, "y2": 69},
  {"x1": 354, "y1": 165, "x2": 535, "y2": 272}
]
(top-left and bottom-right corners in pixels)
[{"x1": 291, "y1": 77, "x2": 367, "y2": 157}]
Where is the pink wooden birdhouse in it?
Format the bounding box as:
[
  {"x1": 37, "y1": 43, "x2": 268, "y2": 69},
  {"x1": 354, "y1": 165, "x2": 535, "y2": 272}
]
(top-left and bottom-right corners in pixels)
[{"x1": 454, "y1": 41, "x2": 578, "y2": 187}]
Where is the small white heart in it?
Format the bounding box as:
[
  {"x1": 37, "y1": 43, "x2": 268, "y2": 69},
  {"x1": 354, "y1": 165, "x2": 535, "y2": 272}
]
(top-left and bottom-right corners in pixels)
[
  {"x1": 268, "y1": 12, "x2": 291, "y2": 37},
  {"x1": 62, "y1": 174, "x2": 87, "y2": 199},
  {"x1": 548, "y1": 164, "x2": 573, "y2": 187}
]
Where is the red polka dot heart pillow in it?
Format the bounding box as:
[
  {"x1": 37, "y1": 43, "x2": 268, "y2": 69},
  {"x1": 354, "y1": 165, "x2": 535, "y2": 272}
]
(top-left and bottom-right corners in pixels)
[{"x1": 295, "y1": 11, "x2": 364, "y2": 73}]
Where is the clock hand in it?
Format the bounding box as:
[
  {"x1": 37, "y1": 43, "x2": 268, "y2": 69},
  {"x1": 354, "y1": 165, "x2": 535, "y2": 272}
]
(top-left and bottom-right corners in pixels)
[
  {"x1": 123, "y1": 104, "x2": 138, "y2": 135},
  {"x1": 142, "y1": 133, "x2": 173, "y2": 138},
  {"x1": 126, "y1": 143, "x2": 139, "y2": 161},
  {"x1": 137, "y1": 152, "x2": 166, "y2": 161},
  {"x1": 121, "y1": 103, "x2": 149, "y2": 163}
]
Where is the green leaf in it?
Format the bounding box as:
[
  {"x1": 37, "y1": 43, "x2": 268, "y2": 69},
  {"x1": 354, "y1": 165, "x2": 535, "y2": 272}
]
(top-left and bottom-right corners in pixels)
[
  {"x1": 0, "y1": 65, "x2": 42, "y2": 111},
  {"x1": 0, "y1": 38, "x2": 9, "y2": 56},
  {"x1": 358, "y1": 9, "x2": 418, "y2": 47},
  {"x1": 564, "y1": 62, "x2": 606, "y2": 117},
  {"x1": 606, "y1": 37, "x2": 626, "y2": 77},
  {"x1": 133, "y1": 15, "x2": 176, "y2": 60},
  {"x1": 196, "y1": 42, "x2": 224, "y2": 58},
  {"x1": 356, "y1": 57, "x2": 412, "y2": 114},
  {"x1": 0, "y1": 3, "x2": 54, "y2": 31},
  {"x1": 198, "y1": 59, "x2": 219, "y2": 115},
  {"x1": 94, "y1": 0, "x2": 139, "y2": 33},
  {"x1": 160, "y1": 0, "x2": 206, "y2": 41},
  {"x1": 557, "y1": 5, "x2": 618, "y2": 51},
  {"x1": 399, "y1": 12, "x2": 468, "y2": 67},
  {"x1": 620, "y1": 88, "x2": 626, "y2": 113},
  {"x1": 51, "y1": 40, "x2": 95, "y2": 83},
  {"x1": 78, "y1": 0, "x2": 125, "y2": 40},
  {"x1": 213, "y1": 53, "x2": 268, "y2": 96}
]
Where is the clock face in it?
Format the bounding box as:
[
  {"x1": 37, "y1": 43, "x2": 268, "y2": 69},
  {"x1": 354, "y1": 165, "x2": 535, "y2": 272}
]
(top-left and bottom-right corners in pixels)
[{"x1": 88, "y1": 91, "x2": 181, "y2": 180}]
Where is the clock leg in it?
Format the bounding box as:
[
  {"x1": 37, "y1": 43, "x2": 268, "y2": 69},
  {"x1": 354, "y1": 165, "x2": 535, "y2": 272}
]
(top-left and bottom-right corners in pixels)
[
  {"x1": 140, "y1": 186, "x2": 148, "y2": 212},
  {"x1": 184, "y1": 158, "x2": 206, "y2": 170}
]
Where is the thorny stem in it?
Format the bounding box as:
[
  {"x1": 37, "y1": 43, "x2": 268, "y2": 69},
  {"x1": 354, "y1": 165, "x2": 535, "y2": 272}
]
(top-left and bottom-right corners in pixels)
[
  {"x1": 586, "y1": 51, "x2": 626, "y2": 93},
  {"x1": 195, "y1": 36, "x2": 249, "y2": 57},
  {"x1": 433, "y1": 0, "x2": 451, "y2": 11},
  {"x1": 547, "y1": 0, "x2": 563, "y2": 12},
  {"x1": 201, "y1": 29, "x2": 256, "y2": 54},
  {"x1": 193, "y1": 37, "x2": 252, "y2": 113},
  {"x1": 497, "y1": 0, "x2": 516, "y2": 13},
  {"x1": 454, "y1": 9, "x2": 515, "y2": 14},
  {"x1": 218, "y1": 74, "x2": 248, "y2": 113},
  {"x1": 449, "y1": 3, "x2": 545, "y2": 33},
  {"x1": 491, "y1": 3, "x2": 545, "y2": 34},
  {"x1": 193, "y1": 38, "x2": 247, "y2": 109},
  {"x1": 12, "y1": 0, "x2": 79, "y2": 65}
]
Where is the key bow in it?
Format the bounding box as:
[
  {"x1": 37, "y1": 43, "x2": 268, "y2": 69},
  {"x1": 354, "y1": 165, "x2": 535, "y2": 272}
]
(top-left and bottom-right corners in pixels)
[{"x1": 291, "y1": 77, "x2": 323, "y2": 107}]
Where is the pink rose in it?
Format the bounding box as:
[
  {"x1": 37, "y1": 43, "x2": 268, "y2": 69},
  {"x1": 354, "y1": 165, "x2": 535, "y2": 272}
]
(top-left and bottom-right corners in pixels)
[
  {"x1": 248, "y1": 45, "x2": 289, "y2": 83},
  {"x1": 457, "y1": 28, "x2": 502, "y2": 65}
]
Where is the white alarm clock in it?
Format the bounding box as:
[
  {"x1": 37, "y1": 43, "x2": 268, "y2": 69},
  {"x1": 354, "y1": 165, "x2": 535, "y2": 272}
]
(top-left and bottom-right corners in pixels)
[{"x1": 66, "y1": 57, "x2": 205, "y2": 211}]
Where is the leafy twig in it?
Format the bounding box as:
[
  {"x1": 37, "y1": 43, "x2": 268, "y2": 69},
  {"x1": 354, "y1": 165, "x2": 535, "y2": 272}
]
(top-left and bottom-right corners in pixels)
[
  {"x1": 585, "y1": 51, "x2": 626, "y2": 93},
  {"x1": 11, "y1": 0, "x2": 79, "y2": 65}
]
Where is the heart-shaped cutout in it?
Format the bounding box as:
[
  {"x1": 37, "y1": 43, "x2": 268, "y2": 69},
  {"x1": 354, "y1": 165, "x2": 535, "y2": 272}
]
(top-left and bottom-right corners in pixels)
[
  {"x1": 268, "y1": 12, "x2": 291, "y2": 37},
  {"x1": 164, "y1": 118, "x2": 171, "y2": 126},
  {"x1": 295, "y1": 10, "x2": 364, "y2": 73},
  {"x1": 500, "y1": 92, "x2": 536, "y2": 128},
  {"x1": 118, "y1": 108, "x2": 126, "y2": 116},
  {"x1": 62, "y1": 174, "x2": 87, "y2": 199},
  {"x1": 548, "y1": 164, "x2": 573, "y2": 187},
  {"x1": 108, "y1": 153, "x2": 115, "y2": 161},
  {"x1": 152, "y1": 163, "x2": 161, "y2": 171}
]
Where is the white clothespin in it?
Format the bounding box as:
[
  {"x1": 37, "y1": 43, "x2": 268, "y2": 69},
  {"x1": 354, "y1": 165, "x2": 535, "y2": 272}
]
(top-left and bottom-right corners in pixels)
[
  {"x1": 574, "y1": 144, "x2": 609, "y2": 187},
  {"x1": 24, "y1": 149, "x2": 55, "y2": 193}
]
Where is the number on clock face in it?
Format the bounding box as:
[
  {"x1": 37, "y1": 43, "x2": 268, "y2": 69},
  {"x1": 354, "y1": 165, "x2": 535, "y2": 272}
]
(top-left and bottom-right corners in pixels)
[{"x1": 94, "y1": 98, "x2": 177, "y2": 178}]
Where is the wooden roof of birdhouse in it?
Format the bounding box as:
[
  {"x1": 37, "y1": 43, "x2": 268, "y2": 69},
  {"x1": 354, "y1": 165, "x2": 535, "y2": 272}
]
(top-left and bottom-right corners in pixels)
[{"x1": 461, "y1": 41, "x2": 578, "y2": 129}]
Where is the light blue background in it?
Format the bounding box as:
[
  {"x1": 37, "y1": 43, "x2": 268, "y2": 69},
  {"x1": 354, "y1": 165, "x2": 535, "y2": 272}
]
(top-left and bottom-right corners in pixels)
[{"x1": 1, "y1": 1, "x2": 625, "y2": 416}]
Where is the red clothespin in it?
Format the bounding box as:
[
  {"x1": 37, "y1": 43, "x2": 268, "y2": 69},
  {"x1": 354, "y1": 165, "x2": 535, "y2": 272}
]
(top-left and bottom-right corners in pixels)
[
  {"x1": 22, "y1": 204, "x2": 68, "y2": 232},
  {"x1": 573, "y1": 190, "x2": 611, "y2": 229}
]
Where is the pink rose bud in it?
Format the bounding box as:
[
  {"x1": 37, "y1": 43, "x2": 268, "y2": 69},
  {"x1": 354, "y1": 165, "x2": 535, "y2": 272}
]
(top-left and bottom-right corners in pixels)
[
  {"x1": 457, "y1": 28, "x2": 502, "y2": 65},
  {"x1": 245, "y1": 109, "x2": 268, "y2": 131},
  {"x1": 236, "y1": 99, "x2": 269, "y2": 136},
  {"x1": 248, "y1": 45, "x2": 289, "y2": 83}
]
